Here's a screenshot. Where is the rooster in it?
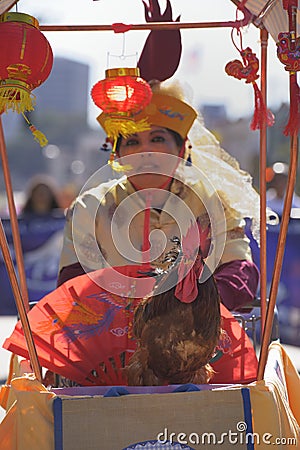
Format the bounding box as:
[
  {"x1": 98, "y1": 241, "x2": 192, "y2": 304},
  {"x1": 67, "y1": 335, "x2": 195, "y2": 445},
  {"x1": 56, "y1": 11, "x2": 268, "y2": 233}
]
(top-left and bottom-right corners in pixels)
[{"x1": 125, "y1": 221, "x2": 221, "y2": 386}]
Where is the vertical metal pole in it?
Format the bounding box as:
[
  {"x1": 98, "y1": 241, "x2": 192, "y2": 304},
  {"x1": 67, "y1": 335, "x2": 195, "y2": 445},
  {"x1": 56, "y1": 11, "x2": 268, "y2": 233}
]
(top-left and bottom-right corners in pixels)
[
  {"x1": 258, "y1": 134, "x2": 298, "y2": 380},
  {"x1": 0, "y1": 218, "x2": 42, "y2": 381},
  {"x1": 257, "y1": 0, "x2": 299, "y2": 381},
  {"x1": 259, "y1": 28, "x2": 269, "y2": 334}
]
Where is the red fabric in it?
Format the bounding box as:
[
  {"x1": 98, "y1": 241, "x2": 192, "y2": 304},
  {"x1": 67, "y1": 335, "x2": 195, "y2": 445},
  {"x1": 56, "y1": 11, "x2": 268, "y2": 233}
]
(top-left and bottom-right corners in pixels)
[
  {"x1": 210, "y1": 304, "x2": 258, "y2": 384},
  {"x1": 4, "y1": 266, "x2": 156, "y2": 386},
  {"x1": 4, "y1": 264, "x2": 258, "y2": 386},
  {"x1": 58, "y1": 259, "x2": 259, "y2": 310}
]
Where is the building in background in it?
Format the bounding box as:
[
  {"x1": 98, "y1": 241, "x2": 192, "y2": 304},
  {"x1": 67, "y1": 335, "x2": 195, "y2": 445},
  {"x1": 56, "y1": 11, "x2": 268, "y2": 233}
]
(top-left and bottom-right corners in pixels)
[
  {"x1": 2, "y1": 57, "x2": 90, "y2": 140},
  {"x1": 201, "y1": 104, "x2": 228, "y2": 129},
  {"x1": 200, "y1": 103, "x2": 260, "y2": 186},
  {"x1": 35, "y1": 57, "x2": 89, "y2": 123}
]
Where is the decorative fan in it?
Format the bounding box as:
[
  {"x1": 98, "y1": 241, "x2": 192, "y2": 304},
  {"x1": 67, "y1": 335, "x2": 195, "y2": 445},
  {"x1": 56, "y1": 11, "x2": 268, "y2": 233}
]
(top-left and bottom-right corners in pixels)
[
  {"x1": 4, "y1": 259, "x2": 258, "y2": 387},
  {"x1": 3, "y1": 265, "x2": 156, "y2": 386}
]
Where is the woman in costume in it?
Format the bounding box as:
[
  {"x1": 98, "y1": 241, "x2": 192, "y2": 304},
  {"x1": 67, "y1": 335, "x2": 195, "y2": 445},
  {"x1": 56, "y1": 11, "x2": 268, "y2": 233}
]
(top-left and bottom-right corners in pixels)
[
  {"x1": 4, "y1": 78, "x2": 261, "y2": 386},
  {"x1": 57, "y1": 78, "x2": 260, "y2": 312}
]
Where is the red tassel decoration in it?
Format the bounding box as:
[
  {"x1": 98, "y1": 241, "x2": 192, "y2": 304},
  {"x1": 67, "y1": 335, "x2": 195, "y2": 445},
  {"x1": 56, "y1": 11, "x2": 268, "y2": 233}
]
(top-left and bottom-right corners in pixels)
[
  {"x1": 250, "y1": 81, "x2": 275, "y2": 131},
  {"x1": 283, "y1": 75, "x2": 300, "y2": 137}
]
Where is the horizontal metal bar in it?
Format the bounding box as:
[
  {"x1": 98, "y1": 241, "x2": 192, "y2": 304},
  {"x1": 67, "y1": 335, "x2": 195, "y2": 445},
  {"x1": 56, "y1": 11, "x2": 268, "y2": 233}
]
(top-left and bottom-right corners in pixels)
[{"x1": 40, "y1": 16, "x2": 253, "y2": 33}]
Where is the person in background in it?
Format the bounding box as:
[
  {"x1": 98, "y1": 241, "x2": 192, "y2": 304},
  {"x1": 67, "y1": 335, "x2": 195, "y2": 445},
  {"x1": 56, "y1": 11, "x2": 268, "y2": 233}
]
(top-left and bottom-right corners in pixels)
[
  {"x1": 266, "y1": 162, "x2": 300, "y2": 216},
  {"x1": 20, "y1": 175, "x2": 63, "y2": 218}
]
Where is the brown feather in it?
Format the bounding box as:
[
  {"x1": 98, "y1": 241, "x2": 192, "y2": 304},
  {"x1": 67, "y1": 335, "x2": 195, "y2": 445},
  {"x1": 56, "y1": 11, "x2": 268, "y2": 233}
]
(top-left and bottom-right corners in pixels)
[{"x1": 126, "y1": 265, "x2": 221, "y2": 386}]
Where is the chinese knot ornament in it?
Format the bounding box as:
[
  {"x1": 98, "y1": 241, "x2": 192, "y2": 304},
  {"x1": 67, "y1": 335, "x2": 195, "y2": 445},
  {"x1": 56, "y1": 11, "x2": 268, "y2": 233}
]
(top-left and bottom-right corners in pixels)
[{"x1": 225, "y1": 47, "x2": 274, "y2": 131}]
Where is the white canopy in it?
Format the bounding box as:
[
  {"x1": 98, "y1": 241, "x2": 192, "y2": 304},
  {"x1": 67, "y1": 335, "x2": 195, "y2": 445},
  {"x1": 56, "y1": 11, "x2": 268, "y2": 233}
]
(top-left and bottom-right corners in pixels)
[{"x1": 237, "y1": 0, "x2": 300, "y2": 41}]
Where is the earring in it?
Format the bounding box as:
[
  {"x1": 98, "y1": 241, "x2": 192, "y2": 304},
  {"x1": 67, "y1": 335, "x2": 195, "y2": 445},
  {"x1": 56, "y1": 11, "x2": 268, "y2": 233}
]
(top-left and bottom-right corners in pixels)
[
  {"x1": 185, "y1": 140, "x2": 193, "y2": 166},
  {"x1": 109, "y1": 148, "x2": 115, "y2": 163},
  {"x1": 100, "y1": 137, "x2": 112, "y2": 152},
  {"x1": 108, "y1": 138, "x2": 131, "y2": 172}
]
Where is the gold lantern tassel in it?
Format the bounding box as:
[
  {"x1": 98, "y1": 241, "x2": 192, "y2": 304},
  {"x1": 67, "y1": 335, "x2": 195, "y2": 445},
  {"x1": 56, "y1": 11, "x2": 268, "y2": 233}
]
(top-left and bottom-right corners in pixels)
[
  {"x1": 0, "y1": 83, "x2": 35, "y2": 114},
  {"x1": 104, "y1": 117, "x2": 151, "y2": 141},
  {"x1": 109, "y1": 138, "x2": 133, "y2": 172},
  {"x1": 29, "y1": 124, "x2": 48, "y2": 147},
  {"x1": 22, "y1": 113, "x2": 48, "y2": 147}
]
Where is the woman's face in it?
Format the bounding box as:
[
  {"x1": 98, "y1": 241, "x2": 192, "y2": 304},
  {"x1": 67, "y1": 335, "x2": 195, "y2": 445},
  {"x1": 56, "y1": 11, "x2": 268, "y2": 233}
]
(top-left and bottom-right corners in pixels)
[
  {"x1": 31, "y1": 184, "x2": 55, "y2": 213},
  {"x1": 117, "y1": 126, "x2": 183, "y2": 190}
]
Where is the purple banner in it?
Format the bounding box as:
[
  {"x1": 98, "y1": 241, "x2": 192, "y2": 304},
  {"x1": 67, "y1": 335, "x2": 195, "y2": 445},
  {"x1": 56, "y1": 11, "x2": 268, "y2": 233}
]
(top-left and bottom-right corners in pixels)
[
  {"x1": 249, "y1": 218, "x2": 300, "y2": 347},
  {"x1": 0, "y1": 215, "x2": 65, "y2": 315}
]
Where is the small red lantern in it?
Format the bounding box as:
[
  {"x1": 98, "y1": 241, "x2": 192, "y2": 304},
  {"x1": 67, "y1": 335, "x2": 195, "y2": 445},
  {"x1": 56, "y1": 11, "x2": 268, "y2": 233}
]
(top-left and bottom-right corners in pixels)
[
  {"x1": 0, "y1": 12, "x2": 53, "y2": 146},
  {"x1": 91, "y1": 67, "x2": 152, "y2": 140}
]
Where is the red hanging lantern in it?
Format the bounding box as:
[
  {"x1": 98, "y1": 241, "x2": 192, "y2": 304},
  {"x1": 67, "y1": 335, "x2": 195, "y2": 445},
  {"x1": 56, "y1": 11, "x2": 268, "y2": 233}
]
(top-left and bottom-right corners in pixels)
[
  {"x1": 0, "y1": 12, "x2": 53, "y2": 114},
  {"x1": 91, "y1": 67, "x2": 152, "y2": 140}
]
